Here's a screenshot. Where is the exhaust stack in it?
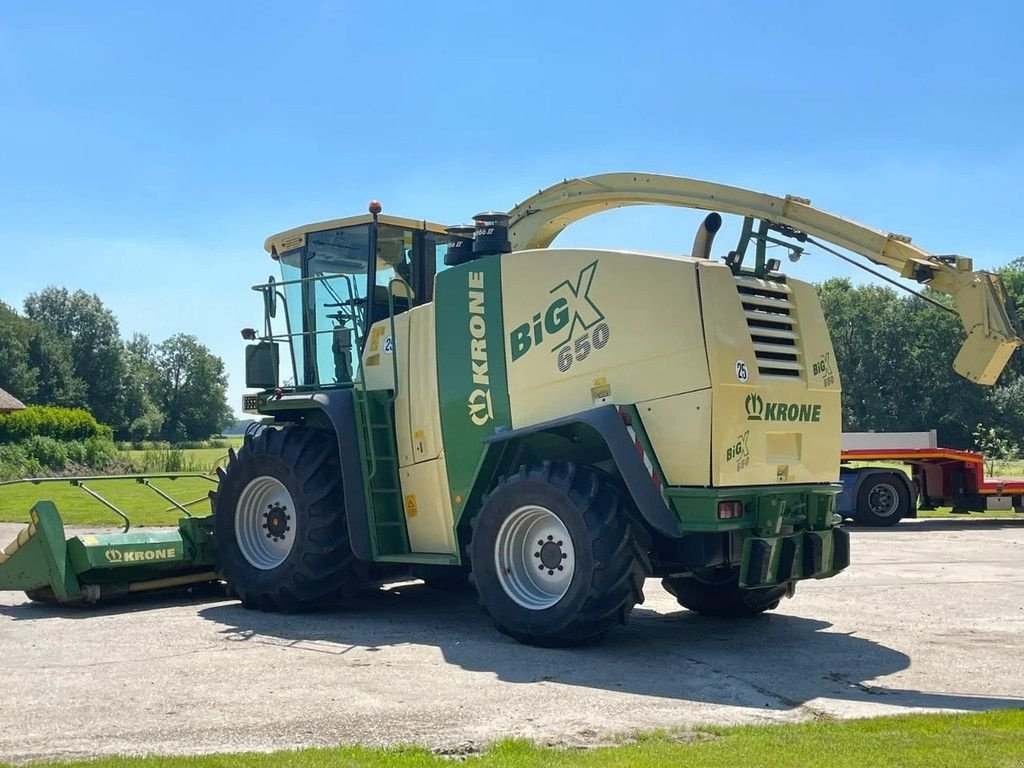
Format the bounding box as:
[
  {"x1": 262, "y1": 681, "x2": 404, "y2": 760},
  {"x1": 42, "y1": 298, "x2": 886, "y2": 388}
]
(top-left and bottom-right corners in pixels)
[{"x1": 691, "y1": 212, "x2": 723, "y2": 260}]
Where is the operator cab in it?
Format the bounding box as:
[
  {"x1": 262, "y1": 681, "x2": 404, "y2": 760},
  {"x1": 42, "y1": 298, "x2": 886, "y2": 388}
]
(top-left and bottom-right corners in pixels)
[{"x1": 261, "y1": 212, "x2": 450, "y2": 389}]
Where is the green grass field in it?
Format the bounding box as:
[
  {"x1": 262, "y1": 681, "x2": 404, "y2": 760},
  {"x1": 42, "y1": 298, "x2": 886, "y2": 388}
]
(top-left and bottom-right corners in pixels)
[
  {"x1": 0, "y1": 441, "x2": 240, "y2": 526},
  {"x1": 4, "y1": 710, "x2": 1022, "y2": 768},
  {"x1": 0, "y1": 475, "x2": 217, "y2": 527}
]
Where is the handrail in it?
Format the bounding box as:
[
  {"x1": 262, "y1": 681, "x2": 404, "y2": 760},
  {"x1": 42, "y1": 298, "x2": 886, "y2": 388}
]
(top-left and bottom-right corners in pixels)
[
  {"x1": 386, "y1": 275, "x2": 415, "y2": 402},
  {"x1": 0, "y1": 473, "x2": 217, "y2": 533},
  {"x1": 252, "y1": 272, "x2": 364, "y2": 387}
]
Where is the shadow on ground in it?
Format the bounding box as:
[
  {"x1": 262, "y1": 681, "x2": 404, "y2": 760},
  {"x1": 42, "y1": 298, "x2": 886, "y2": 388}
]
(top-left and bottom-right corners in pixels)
[
  {"x1": 5, "y1": 577, "x2": 1021, "y2": 716},
  {"x1": 179, "y1": 581, "x2": 1024, "y2": 715}
]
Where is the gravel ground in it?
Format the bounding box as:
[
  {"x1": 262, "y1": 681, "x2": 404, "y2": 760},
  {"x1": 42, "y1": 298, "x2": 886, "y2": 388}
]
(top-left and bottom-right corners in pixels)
[{"x1": 1, "y1": 519, "x2": 1022, "y2": 763}]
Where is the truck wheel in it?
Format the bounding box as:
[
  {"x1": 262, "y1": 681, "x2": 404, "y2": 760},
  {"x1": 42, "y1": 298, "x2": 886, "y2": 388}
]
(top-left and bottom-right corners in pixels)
[
  {"x1": 469, "y1": 462, "x2": 649, "y2": 647},
  {"x1": 662, "y1": 573, "x2": 789, "y2": 618},
  {"x1": 855, "y1": 474, "x2": 910, "y2": 527},
  {"x1": 213, "y1": 427, "x2": 361, "y2": 611}
]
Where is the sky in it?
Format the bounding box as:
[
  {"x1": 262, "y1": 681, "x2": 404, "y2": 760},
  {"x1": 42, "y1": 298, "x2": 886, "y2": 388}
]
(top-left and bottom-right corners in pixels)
[{"x1": 2, "y1": 1, "x2": 1022, "y2": 415}]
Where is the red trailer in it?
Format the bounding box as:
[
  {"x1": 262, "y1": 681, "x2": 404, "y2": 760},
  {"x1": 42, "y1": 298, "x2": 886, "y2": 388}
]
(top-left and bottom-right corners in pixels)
[{"x1": 838, "y1": 432, "x2": 1024, "y2": 525}]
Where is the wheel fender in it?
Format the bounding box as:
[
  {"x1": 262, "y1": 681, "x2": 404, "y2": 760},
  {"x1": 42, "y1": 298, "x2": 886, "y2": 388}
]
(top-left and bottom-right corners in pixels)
[
  {"x1": 261, "y1": 390, "x2": 371, "y2": 559},
  {"x1": 480, "y1": 405, "x2": 681, "y2": 538}
]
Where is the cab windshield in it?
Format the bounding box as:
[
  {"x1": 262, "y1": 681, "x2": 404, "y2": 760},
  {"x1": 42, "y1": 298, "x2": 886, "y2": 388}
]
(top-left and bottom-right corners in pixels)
[{"x1": 275, "y1": 222, "x2": 448, "y2": 388}]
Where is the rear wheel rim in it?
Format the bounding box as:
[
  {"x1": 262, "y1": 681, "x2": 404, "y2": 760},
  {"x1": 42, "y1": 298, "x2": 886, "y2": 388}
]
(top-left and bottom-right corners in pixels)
[
  {"x1": 867, "y1": 483, "x2": 900, "y2": 517},
  {"x1": 494, "y1": 505, "x2": 575, "y2": 610},
  {"x1": 235, "y1": 476, "x2": 296, "y2": 569}
]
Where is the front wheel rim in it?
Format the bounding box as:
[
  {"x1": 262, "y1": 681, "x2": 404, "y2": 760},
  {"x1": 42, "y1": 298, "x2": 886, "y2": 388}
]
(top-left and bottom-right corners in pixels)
[
  {"x1": 494, "y1": 505, "x2": 576, "y2": 610},
  {"x1": 868, "y1": 483, "x2": 900, "y2": 517},
  {"x1": 235, "y1": 476, "x2": 296, "y2": 569}
]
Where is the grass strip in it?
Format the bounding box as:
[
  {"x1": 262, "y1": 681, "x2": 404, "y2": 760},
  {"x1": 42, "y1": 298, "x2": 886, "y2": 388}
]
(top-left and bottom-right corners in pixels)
[{"x1": 7, "y1": 710, "x2": 1023, "y2": 768}]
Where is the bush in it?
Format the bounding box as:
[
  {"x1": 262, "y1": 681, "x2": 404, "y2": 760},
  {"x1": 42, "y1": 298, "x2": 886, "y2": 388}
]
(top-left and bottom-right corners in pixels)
[
  {"x1": 22, "y1": 435, "x2": 69, "y2": 468},
  {"x1": 0, "y1": 406, "x2": 112, "y2": 444},
  {"x1": 0, "y1": 444, "x2": 42, "y2": 480},
  {"x1": 0, "y1": 435, "x2": 119, "y2": 479},
  {"x1": 131, "y1": 449, "x2": 208, "y2": 473}
]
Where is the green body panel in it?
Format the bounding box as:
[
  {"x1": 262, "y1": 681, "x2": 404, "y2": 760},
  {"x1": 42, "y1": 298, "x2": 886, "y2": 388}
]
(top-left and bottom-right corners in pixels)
[
  {"x1": 434, "y1": 256, "x2": 512, "y2": 521},
  {"x1": 67, "y1": 530, "x2": 186, "y2": 572},
  {"x1": 0, "y1": 502, "x2": 80, "y2": 599},
  {"x1": 663, "y1": 483, "x2": 839, "y2": 534}
]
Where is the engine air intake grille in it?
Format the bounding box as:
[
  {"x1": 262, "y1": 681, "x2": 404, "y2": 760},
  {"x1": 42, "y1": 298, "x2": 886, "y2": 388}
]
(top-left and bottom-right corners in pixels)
[{"x1": 736, "y1": 276, "x2": 802, "y2": 378}]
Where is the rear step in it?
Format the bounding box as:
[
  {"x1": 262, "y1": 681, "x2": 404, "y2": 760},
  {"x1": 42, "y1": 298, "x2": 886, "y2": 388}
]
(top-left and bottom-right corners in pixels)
[{"x1": 0, "y1": 501, "x2": 219, "y2": 604}]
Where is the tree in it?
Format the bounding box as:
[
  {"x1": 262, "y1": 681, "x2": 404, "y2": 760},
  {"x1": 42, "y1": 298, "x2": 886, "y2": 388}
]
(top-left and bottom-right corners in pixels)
[
  {"x1": 0, "y1": 301, "x2": 85, "y2": 408},
  {"x1": 26, "y1": 330, "x2": 87, "y2": 407},
  {"x1": 154, "y1": 334, "x2": 234, "y2": 441},
  {"x1": 0, "y1": 302, "x2": 38, "y2": 402},
  {"x1": 122, "y1": 334, "x2": 164, "y2": 440},
  {"x1": 817, "y1": 278, "x2": 1001, "y2": 448},
  {"x1": 24, "y1": 288, "x2": 128, "y2": 430}
]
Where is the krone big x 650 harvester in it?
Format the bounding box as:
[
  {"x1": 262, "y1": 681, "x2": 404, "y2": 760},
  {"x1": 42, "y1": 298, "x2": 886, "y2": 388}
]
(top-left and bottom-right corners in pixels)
[{"x1": 1, "y1": 173, "x2": 1020, "y2": 646}]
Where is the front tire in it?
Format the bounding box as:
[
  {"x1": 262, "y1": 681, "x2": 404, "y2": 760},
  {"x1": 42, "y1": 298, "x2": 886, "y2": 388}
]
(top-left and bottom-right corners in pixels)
[
  {"x1": 469, "y1": 462, "x2": 649, "y2": 647},
  {"x1": 662, "y1": 572, "x2": 789, "y2": 618},
  {"x1": 213, "y1": 427, "x2": 361, "y2": 611},
  {"x1": 855, "y1": 474, "x2": 910, "y2": 527}
]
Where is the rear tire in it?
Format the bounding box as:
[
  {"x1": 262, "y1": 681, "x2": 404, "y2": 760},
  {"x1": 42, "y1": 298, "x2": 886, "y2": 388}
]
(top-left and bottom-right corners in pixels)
[
  {"x1": 662, "y1": 573, "x2": 789, "y2": 618},
  {"x1": 855, "y1": 474, "x2": 910, "y2": 527},
  {"x1": 469, "y1": 462, "x2": 649, "y2": 647},
  {"x1": 213, "y1": 427, "x2": 361, "y2": 611}
]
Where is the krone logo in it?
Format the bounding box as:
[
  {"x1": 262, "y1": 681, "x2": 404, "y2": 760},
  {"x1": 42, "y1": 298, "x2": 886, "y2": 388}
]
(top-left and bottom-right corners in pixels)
[
  {"x1": 745, "y1": 396, "x2": 822, "y2": 423},
  {"x1": 745, "y1": 393, "x2": 764, "y2": 420},
  {"x1": 104, "y1": 547, "x2": 177, "y2": 564},
  {"x1": 465, "y1": 270, "x2": 494, "y2": 427},
  {"x1": 467, "y1": 388, "x2": 493, "y2": 427}
]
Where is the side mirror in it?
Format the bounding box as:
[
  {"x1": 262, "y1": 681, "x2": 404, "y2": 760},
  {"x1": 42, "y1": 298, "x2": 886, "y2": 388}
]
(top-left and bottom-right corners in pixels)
[{"x1": 263, "y1": 276, "x2": 278, "y2": 319}]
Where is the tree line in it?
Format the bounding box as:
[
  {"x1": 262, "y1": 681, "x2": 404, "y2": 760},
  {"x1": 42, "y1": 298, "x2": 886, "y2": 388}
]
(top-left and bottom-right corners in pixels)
[
  {"x1": 818, "y1": 258, "x2": 1024, "y2": 451},
  {"x1": 0, "y1": 287, "x2": 234, "y2": 441}
]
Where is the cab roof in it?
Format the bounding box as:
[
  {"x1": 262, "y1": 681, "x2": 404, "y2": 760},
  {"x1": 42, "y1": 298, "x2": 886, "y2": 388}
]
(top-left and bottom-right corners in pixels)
[{"x1": 264, "y1": 214, "x2": 449, "y2": 256}]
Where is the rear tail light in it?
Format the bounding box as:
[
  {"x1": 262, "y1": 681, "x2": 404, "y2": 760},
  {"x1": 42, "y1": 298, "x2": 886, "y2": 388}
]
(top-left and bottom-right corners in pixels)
[{"x1": 717, "y1": 500, "x2": 744, "y2": 520}]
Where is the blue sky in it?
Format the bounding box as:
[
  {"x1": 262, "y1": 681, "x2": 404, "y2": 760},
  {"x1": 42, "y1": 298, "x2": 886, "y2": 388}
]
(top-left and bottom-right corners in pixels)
[{"x1": 2, "y1": 1, "x2": 1022, "y2": 413}]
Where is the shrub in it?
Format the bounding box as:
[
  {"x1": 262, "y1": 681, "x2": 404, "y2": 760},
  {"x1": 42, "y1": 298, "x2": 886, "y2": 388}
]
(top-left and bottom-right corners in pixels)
[
  {"x1": 0, "y1": 444, "x2": 42, "y2": 480},
  {"x1": 0, "y1": 406, "x2": 112, "y2": 444},
  {"x1": 0, "y1": 435, "x2": 119, "y2": 479},
  {"x1": 22, "y1": 435, "x2": 69, "y2": 469},
  {"x1": 132, "y1": 449, "x2": 208, "y2": 473}
]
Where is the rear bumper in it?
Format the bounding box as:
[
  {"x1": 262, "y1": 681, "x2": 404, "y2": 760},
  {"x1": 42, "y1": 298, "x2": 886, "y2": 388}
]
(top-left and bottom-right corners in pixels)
[
  {"x1": 739, "y1": 526, "x2": 850, "y2": 587},
  {"x1": 662, "y1": 482, "x2": 849, "y2": 588}
]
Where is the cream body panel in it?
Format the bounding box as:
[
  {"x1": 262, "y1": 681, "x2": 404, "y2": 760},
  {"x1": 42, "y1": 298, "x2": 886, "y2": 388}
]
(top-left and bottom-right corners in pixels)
[
  {"x1": 361, "y1": 307, "x2": 443, "y2": 467},
  {"x1": 401, "y1": 455, "x2": 458, "y2": 555},
  {"x1": 698, "y1": 263, "x2": 841, "y2": 486},
  {"x1": 405, "y1": 304, "x2": 444, "y2": 464},
  {"x1": 361, "y1": 316, "x2": 405, "y2": 392},
  {"x1": 637, "y1": 389, "x2": 712, "y2": 486},
  {"x1": 502, "y1": 249, "x2": 711, "y2": 428}
]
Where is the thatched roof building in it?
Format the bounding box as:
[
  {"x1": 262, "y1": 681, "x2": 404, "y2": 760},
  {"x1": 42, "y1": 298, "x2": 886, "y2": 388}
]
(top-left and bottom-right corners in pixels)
[{"x1": 0, "y1": 388, "x2": 26, "y2": 414}]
